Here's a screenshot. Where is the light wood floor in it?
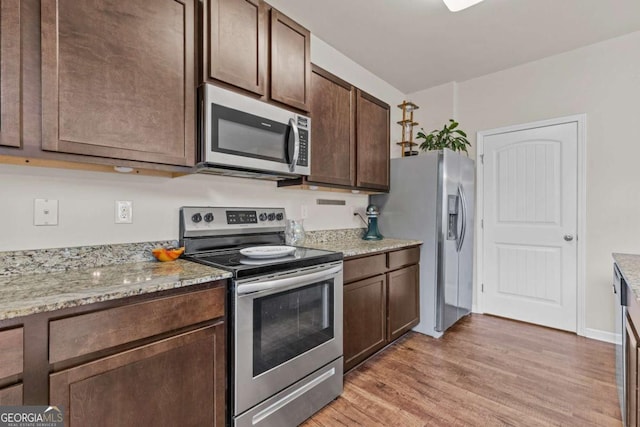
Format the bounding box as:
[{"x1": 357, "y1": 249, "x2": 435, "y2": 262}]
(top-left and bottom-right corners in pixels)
[{"x1": 304, "y1": 314, "x2": 621, "y2": 427}]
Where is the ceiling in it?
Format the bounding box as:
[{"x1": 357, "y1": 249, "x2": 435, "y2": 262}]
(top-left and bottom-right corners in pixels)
[{"x1": 266, "y1": 0, "x2": 640, "y2": 94}]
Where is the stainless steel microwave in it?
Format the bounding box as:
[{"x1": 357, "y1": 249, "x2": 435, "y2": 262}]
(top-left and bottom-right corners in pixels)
[{"x1": 196, "y1": 84, "x2": 311, "y2": 180}]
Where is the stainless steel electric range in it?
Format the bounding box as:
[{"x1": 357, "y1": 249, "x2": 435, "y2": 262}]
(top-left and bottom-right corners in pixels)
[{"x1": 179, "y1": 207, "x2": 344, "y2": 427}]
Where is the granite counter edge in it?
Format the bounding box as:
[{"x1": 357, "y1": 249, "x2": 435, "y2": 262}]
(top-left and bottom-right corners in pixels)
[{"x1": 0, "y1": 268, "x2": 232, "y2": 322}]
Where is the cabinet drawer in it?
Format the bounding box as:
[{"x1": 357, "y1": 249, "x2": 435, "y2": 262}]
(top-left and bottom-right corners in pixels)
[
  {"x1": 0, "y1": 327, "x2": 23, "y2": 379},
  {"x1": 388, "y1": 247, "x2": 420, "y2": 270},
  {"x1": 50, "y1": 286, "x2": 225, "y2": 364},
  {"x1": 344, "y1": 254, "x2": 386, "y2": 283}
]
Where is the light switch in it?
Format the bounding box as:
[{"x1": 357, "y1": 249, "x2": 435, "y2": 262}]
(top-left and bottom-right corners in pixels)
[{"x1": 34, "y1": 199, "x2": 59, "y2": 226}]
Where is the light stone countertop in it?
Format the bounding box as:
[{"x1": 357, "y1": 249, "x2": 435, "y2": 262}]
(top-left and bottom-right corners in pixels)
[
  {"x1": 613, "y1": 253, "x2": 640, "y2": 300},
  {"x1": 305, "y1": 237, "x2": 422, "y2": 258},
  {"x1": 0, "y1": 259, "x2": 231, "y2": 321},
  {"x1": 0, "y1": 230, "x2": 419, "y2": 322}
]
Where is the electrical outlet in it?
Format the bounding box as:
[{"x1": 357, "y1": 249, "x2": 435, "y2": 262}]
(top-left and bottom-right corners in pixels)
[
  {"x1": 34, "y1": 199, "x2": 59, "y2": 226},
  {"x1": 300, "y1": 205, "x2": 308, "y2": 219},
  {"x1": 115, "y1": 201, "x2": 133, "y2": 224}
]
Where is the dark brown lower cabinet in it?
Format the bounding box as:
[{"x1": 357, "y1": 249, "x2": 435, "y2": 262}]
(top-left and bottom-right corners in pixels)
[
  {"x1": 627, "y1": 311, "x2": 639, "y2": 427},
  {"x1": 50, "y1": 323, "x2": 225, "y2": 427},
  {"x1": 0, "y1": 384, "x2": 23, "y2": 405},
  {"x1": 387, "y1": 264, "x2": 420, "y2": 342},
  {"x1": 344, "y1": 274, "x2": 387, "y2": 371},
  {"x1": 343, "y1": 246, "x2": 421, "y2": 372},
  {"x1": 0, "y1": 281, "x2": 225, "y2": 423},
  {"x1": 0, "y1": 325, "x2": 23, "y2": 405}
]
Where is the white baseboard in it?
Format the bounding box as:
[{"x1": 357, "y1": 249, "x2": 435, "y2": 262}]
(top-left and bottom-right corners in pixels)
[
  {"x1": 583, "y1": 328, "x2": 617, "y2": 344},
  {"x1": 471, "y1": 304, "x2": 482, "y2": 314}
]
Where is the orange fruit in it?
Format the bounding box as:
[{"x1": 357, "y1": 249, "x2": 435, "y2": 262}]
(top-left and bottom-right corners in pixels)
[{"x1": 152, "y1": 247, "x2": 185, "y2": 262}]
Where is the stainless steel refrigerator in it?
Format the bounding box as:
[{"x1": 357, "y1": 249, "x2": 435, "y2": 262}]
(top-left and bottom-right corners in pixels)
[{"x1": 371, "y1": 149, "x2": 475, "y2": 337}]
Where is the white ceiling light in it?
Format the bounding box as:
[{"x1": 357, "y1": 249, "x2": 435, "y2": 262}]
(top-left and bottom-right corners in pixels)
[{"x1": 442, "y1": 0, "x2": 485, "y2": 12}]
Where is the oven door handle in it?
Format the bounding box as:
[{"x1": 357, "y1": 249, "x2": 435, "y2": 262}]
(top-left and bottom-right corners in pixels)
[{"x1": 237, "y1": 265, "x2": 342, "y2": 295}]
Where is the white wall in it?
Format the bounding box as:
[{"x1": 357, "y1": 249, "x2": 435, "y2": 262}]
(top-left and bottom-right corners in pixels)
[
  {"x1": 312, "y1": 36, "x2": 406, "y2": 158},
  {"x1": 0, "y1": 34, "x2": 406, "y2": 252},
  {"x1": 407, "y1": 31, "x2": 640, "y2": 334},
  {"x1": 408, "y1": 82, "x2": 457, "y2": 147},
  {"x1": 0, "y1": 165, "x2": 367, "y2": 250}
]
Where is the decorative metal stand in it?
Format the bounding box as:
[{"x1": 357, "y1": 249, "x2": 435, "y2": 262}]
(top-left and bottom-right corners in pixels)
[{"x1": 397, "y1": 100, "x2": 419, "y2": 157}]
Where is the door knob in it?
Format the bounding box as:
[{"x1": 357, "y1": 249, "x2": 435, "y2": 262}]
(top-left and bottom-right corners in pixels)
[{"x1": 564, "y1": 234, "x2": 574, "y2": 242}]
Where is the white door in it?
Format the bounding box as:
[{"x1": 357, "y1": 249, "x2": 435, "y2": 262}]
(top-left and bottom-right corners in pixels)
[{"x1": 482, "y1": 122, "x2": 578, "y2": 332}]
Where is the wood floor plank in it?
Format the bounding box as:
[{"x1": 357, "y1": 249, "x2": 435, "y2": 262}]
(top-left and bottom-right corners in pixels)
[{"x1": 304, "y1": 314, "x2": 621, "y2": 427}]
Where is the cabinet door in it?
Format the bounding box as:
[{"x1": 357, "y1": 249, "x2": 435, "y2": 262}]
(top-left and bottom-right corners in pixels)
[
  {"x1": 0, "y1": 384, "x2": 22, "y2": 405},
  {"x1": 270, "y1": 9, "x2": 311, "y2": 112},
  {"x1": 0, "y1": 0, "x2": 21, "y2": 148},
  {"x1": 627, "y1": 314, "x2": 639, "y2": 427},
  {"x1": 41, "y1": 0, "x2": 196, "y2": 166},
  {"x1": 207, "y1": 0, "x2": 266, "y2": 96},
  {"x1": 387, "y1": 264, "x2": 420, "y2": 341},
  {"x1": 0, "y1": 326, "x2": 23, "y2": 406},
  {"x1": 50, "y1": 323, "x2": 225, "y2": 427},
  {"x1": 343, "y1": 274, "x2": 387, "y2": 371},
  {"x1": 356, "y1": 90, "x2": 390, "y2": 191},
  {"x1": 308, "y1": 66, "x2": 355, "y2": 186}
]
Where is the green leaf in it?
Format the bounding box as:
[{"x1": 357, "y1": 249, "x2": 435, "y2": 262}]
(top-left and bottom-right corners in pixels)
[{"x1": 418, "y1": 119, "x2": 471, "y2": 153}]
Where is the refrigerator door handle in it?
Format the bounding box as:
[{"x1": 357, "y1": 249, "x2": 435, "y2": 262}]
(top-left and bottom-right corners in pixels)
[{"x1": 457, "y1": 184, "x2": 467, "y2": 253}]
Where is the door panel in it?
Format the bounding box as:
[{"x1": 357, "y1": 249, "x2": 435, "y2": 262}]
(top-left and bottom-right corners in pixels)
[
  {"x1": 0, "y1": 384, "x2": 22, "y2": 405},
  {"x1": 483, "y1": 122, "x2": 578, "y2": 331},
  {"x1": 626, "y1": 314, "x2": 639, "y2": 427},
  {"x1": 458, "y1": 155, "x2": 475, "y2": 318},
  {"x1": 0, "y1": 0, "x2": 21, "y2": 147},
  {"x1": 308, "y1": 66, "x2": 355, "y2": 186},
  {"x1": 41, "y1": 0, "x2": 196, "y2": 166},
  {"x1": 343, "y1": 275, "x2": 386, "y2": 371},
  {"x1": 207, "y1": 0, "x2": 266, "y2": 95},
  {"x1": 438, "y1": 149, "x2": 460, "y2": 332},
  {"x1": 270, "y1": 9, "x2": 310, "y2": 112},
  {"x1": 50, "y1": 324, "x2": 225, "y2": 427},
  {"x1": 387, "y1": 265, "x2": 420, "y2": 341},
  {"x1": 355, "y1": 90, "x2": 390, "y2": 191}
]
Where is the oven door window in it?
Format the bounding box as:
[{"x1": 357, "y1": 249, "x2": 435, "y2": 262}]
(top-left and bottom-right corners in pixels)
[
  {"x1": 253, "y1": 279, "x2": 334, "y2": 376},
  {"x1": 212, "y1": 104, "x2": 290, "y2": 163}
]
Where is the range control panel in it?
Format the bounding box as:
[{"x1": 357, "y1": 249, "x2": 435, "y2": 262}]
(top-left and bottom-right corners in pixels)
[{"x1": 180, "y1": 207, "x2": 287, "y2": 237}]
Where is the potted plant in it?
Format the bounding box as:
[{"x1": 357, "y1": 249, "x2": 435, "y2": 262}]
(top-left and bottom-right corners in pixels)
[{"x1": 416, "y1": 119, "x2": 471, "y2": 154}]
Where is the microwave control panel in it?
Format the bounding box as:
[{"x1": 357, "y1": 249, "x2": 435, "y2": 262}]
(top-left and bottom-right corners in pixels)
[{"x1": 295, "y1": 115, "x2": 310, "y2": 167}]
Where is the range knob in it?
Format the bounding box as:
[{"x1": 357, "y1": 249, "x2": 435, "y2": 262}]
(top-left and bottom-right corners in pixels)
[
  {"x1": 267, "y1": 213, "x2": 276, "y2": 221},
  {"x1": 259, "y1": 213, "x2": 268, "y2": 222},
  {"x1": 203, "y1": 213, "x2": 214, "y2": 222},
  {"x1": 276, "y1": 213, "x2": 284, "y2": 221},
  {"x1": 191, "y1": 213, "x2": 202, "y2": 223}
]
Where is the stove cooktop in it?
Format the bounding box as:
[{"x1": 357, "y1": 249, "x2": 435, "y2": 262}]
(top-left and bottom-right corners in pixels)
[{"x1": 186, "y1": 245, "x2": 343, "y2": 279}]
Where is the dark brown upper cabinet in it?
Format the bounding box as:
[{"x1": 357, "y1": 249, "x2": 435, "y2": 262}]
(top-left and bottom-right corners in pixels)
[
  {"x1": 205, "y1": 0, "x2": 267, "y2": 96},
  {"x1": 0, "y1": 0, "x2": 21, "y2": 148},
  {"x1": 308, "y1": 65, "x2": 355, "y2": 187},
  {"x1": 356, "y1": 89, "x2": 390, "y2": 191},
  {"x1": 270, "y1": 9, "x2": 311, "y2": 112},
  {"x1": 204, "y1": 0, "x2": 310, "y2": 112},
  {"x1": 40, "y1": 0, "x2": 196, "y2": 166},
  {"x1": 280, "y1": 65, "x2": 390, "y2": 192}
]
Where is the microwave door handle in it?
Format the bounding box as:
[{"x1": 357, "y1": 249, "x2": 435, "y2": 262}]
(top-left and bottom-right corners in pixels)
[{"x1": 288, "y1": 117, "x2": 300, "y2": 173}]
